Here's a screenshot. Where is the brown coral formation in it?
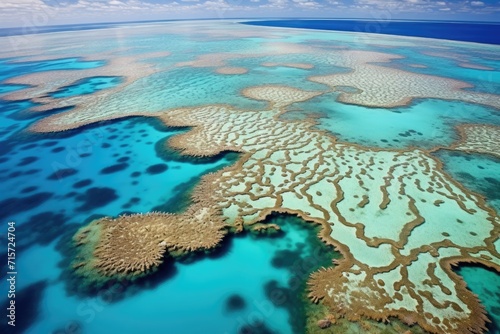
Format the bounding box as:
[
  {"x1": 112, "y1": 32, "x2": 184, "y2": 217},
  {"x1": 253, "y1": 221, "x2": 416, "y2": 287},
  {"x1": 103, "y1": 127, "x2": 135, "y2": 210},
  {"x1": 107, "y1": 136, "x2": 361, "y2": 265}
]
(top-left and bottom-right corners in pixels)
[
  {"x1": 175, "y1": 42, "x2": 314, "y2": 70},
  {"x1": 317, "y1": 319, "x2": 332, "y2": 329},
  {"x1": 450, "y1": 124, "x2": 500, "y2": 158},
  {"x1": 38, "y1": 80, "x2": 497, "y2": 333},
  {"x1": 19, "y1": 40, "x2": 500, "y2": 134},
  {"x1": 3, "y1": 51, "x2": 170, "y2": 114},
  {"x1": 72, "y1": 206, "x2": 226, "y2": 280},
  {"x1": 148, "y1": 86, "x2": 499, "y2": 334},
  {"x1": 309, "y1": 50, "x2": 500, "y2": 109},
  {"x1": 242, "y1": 85, "x2": 323, "y2": 108}
]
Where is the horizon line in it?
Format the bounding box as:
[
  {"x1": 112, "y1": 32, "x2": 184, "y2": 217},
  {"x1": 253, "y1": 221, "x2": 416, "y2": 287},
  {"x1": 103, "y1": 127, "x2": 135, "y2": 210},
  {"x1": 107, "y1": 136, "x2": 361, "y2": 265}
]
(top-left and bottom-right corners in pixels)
[{"x1": 1, "y1": 16, "x2": 500, "y2": 38}]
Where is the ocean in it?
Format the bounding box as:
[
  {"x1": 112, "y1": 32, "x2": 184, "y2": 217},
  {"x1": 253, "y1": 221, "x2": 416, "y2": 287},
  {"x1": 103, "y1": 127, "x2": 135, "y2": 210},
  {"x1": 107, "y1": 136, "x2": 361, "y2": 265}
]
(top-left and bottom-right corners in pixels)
[{"x1": 243, "y1": 19, "x2": 500, "y2": 45}]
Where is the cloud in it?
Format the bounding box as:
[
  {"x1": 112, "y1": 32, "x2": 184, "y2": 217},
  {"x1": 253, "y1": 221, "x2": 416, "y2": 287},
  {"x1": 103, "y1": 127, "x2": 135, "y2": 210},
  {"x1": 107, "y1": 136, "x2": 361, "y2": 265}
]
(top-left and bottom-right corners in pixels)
[
  {"x1": 260, "y1": 0, "x2": 289, "y2": 9},
  {"x1": 0, "y1": 0, "x2": 499, "y2": 28},
  {"x1": 291, "y1": 0, "x2": 322, "y2": 8}
]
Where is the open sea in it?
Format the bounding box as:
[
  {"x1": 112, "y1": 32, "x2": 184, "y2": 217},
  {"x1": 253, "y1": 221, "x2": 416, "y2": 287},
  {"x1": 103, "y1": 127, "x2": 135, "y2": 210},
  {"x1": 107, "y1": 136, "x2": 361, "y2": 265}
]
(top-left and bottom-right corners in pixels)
[
  {"x1": 244, "y1": 19, "x2": 500, "y2": 45},
  {"x1": 0, "y1": 19, "x2": 499, "y2": 334}
]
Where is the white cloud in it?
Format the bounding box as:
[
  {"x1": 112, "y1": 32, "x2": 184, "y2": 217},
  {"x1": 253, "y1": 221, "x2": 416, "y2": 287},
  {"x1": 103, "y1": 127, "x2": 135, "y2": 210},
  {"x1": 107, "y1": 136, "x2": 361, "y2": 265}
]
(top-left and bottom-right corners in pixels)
[
  {"x1": 0, "y1": 0, "x2": 498, "y2": 28},
  {"x1": 260, "y1": 0, "x2": 288, "y2": 9},
  {"x1": 292, "y1": 0, "x2": 321, "y2": 8}
]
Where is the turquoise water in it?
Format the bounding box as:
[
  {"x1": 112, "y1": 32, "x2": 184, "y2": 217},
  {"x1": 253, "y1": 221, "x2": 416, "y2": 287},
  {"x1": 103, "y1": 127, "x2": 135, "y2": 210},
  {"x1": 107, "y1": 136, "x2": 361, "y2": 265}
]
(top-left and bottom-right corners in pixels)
[
  {"x1": 457, "y1": 265, "x2": 500, "y2": 334},
  {"x1": 49, "y1": 76, "x2": 123, "y2": 98},
  {"x1": 0, "y1": 57, "x2": 105, "y2": 81},
  {"x1": 0, "y1": 21, "x2": 498, "y2": 334},
  {"x1": 286, "y1": 93, "x2": 500, "y2": 149},
  {"x1": 0, "y1": 99, "x2": 38, "y2": 141},
  {"x1": 354, "y1": 46, "x2": 500, "y2": 95},
  {"x1": 12, "y1": 215, "x2": 333, "y2": 334},
  {"x1": 434, "y1": 150, "x2": 500, "y2": 333},
  {"x1": 433, "y1": 150, "x2": 500, "y2": 212},
  {"x1": 83, "y1": 64, "x2": 328, "y2": 115},
  {"x1": 0, "y1": 84, "x2": 28, "y2": 95}
]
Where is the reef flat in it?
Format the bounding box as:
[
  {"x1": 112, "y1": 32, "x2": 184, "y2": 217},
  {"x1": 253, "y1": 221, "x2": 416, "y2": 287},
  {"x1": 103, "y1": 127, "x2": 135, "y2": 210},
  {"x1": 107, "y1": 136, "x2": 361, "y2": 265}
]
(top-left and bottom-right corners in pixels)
[
  {"x1": 71, "y1": 84, "x2": 499, "y2": 333},
  {"x1": 1, "y1": 20, "x2": 499, "y2": 334},
  {"x1": 451, "y1": 124, "x2": 500, "y2": 158}
]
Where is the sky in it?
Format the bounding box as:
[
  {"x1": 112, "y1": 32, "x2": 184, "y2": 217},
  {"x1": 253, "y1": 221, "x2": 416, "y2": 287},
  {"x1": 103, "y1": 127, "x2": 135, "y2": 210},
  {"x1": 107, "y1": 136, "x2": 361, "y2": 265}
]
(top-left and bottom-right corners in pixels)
[{"x1": 0, "y1": 0, "x2": 499, "y2": 28}]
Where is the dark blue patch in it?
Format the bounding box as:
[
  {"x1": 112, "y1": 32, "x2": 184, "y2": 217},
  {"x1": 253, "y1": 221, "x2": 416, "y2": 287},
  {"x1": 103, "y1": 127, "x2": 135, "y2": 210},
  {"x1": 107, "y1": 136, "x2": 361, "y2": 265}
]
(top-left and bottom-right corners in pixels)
[
  {"x1": 146, "y1": 163, "x2": 168, "y2": 175},
  {"x1": 20, "y1": 186, "x2": 38, "y2": 194},
  {"x1": 100, "y1": 163, "x2": 129, "y2": 174},
  {"x1": 42, "y1": 141, "x2": 58, "y2": 147},
  {"x1": 0, "y1": 192, "x2": 52, "y2": 220},
  {"x1": 47, "y1": 168, "x2": 78, "y2": 180},
  {"x1": 0, "y1": 281, "x2": 48, "y2": 334},
  {"x1": 51, "y1": 147, "x2": 65, "y2": 153},
  {"x1": 17, "y1": 156, "x2": 38, "y2": 166},
  {"x1": 75, "y1": 187, "x2": 118, "y2": 211},
  {"x1": 73, "y1": 179, "x2": 92, "y2": 189}
]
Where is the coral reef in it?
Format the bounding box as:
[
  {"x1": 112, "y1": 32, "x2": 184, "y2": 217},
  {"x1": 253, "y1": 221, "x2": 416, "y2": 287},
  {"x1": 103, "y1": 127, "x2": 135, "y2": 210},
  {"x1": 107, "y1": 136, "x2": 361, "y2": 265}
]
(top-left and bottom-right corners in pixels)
[
  {"x1": 3, "y1": 51, "x2": 170, "y2": 114},
  {"x1": 176, "y1": 53, "x2": 244, "y2": 68},
  {"x1": 450, "y1": 124, "x2": 500, "y2": 158},
  {"x1": 175, "y1": 42, "x2": 314, "y2": 70},
  {"x1": 23, "y1": 44, "x2": 500, "y2": 134},
  {"x1": 309, "y1": 50, "x2": 500, "y2": 108},
  {"x1": 27, "y1": 79, "x2": 497, "y2": 333},
  {"x1": 152, "y1": 85, "x2": 498, "y2": 334},
  {"x1": 72, "y1": 205, "x2": 226, "y2": 281},
  {"x1": 242, "y1": 85, "x2": 323, "y2": 108}
]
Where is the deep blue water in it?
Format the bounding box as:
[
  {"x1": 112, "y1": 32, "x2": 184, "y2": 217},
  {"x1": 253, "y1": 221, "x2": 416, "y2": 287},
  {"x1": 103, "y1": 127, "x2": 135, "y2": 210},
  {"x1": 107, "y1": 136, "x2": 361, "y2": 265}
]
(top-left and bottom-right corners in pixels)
[{"x1": 243, "y1": 19, "x2": 500, "y2": 45}]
